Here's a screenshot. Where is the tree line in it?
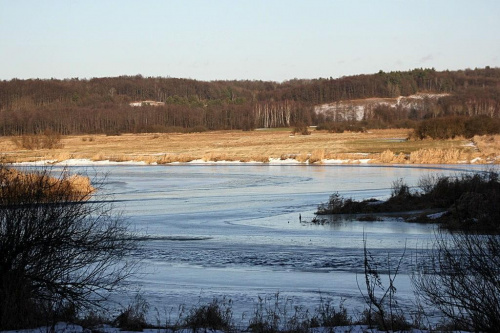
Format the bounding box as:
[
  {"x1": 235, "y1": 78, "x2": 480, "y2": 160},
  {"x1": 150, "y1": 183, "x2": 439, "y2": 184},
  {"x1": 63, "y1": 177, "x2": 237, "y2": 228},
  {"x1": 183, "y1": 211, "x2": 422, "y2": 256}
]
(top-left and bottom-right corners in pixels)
[{"x1": 1, "y1": 67, "x2": 500, "y2": 135}]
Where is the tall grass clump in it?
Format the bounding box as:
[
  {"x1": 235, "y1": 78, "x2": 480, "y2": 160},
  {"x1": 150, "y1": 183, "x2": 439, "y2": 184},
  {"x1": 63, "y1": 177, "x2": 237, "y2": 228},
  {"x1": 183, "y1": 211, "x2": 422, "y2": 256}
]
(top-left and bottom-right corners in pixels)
[
  {"x1": 184, "y1": 298, "x2": 234, "y2": 332},
  {"x1": 113, "y1": 295, "x2": 150, "y2": 331},
  {"x1": 308, "y1": 150, "x2": 325, "y2": 164},
  {"x1": 376, "y1": 150, "x2": 407, "y2": 163},
  {"x1": 409, "y1": 148, "x2": 472, "y2": 164}
]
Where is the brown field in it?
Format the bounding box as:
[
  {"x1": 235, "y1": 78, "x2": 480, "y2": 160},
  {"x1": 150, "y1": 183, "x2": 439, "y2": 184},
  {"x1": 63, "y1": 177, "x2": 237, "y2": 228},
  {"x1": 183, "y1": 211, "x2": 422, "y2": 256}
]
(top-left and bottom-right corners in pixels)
[{"x1": 0, "y1": 128, "x2": 498, "y2": 164}]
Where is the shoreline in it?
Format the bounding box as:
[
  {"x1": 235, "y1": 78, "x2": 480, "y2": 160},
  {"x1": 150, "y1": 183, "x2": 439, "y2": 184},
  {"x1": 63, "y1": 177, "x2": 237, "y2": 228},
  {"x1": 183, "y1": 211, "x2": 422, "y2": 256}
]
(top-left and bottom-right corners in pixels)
[{"x1": 8, "y1": 156, "x2": 496, "y2": 167}]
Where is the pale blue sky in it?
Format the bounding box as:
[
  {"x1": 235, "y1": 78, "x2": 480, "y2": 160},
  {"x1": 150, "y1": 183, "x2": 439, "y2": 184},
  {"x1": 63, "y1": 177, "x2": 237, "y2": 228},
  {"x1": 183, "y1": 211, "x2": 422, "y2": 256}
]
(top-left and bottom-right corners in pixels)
[{"x1": 1, "y1": 0, "x2": 499, "y2": 81}]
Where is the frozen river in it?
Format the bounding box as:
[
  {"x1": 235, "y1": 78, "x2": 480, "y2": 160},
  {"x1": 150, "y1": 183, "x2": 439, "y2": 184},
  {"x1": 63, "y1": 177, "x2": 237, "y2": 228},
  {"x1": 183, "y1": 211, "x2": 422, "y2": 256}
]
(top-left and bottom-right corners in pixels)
[{"x1": 60, "y1": 163, "x2": 486, "y2": 322}]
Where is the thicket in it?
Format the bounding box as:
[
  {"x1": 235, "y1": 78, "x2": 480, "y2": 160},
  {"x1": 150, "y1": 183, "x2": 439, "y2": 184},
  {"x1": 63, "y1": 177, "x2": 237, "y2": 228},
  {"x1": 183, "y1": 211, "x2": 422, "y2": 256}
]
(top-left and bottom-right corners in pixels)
[
  {"x1": 10, "y1": 129, "x2": 63, "y2": 150},
  {"x1": 412, "y1": 115, "x2": 500, "y2": 139},
  {"x1": 316, "y1": 171, "x2": 500, "y2": 233},
  {"x1": 316, "y1": 121, "x2": 367, "y2": 133},
  {"x1": 413, "y1": 231, "x2": 500, "y2": 332},
  {"x1": 0, "y1": 166, "x2": 137, "y2": 330},
  {"x1": 1, "y1": 67, "x2": 500, "y2": 135}
]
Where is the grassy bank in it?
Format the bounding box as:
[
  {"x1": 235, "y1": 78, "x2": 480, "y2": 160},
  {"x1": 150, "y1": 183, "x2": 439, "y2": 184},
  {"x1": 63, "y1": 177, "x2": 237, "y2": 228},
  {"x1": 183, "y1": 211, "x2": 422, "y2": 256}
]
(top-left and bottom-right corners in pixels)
[{"x1": 1, "y1": 129, "x2": 498, "y2": 164}]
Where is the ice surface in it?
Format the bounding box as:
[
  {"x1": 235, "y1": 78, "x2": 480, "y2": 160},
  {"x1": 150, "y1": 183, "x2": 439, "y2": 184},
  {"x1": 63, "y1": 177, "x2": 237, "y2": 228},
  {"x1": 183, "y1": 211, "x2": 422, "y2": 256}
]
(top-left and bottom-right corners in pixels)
[{"x1": 10, "y1": 163, "x2": 486, "y2": 325}]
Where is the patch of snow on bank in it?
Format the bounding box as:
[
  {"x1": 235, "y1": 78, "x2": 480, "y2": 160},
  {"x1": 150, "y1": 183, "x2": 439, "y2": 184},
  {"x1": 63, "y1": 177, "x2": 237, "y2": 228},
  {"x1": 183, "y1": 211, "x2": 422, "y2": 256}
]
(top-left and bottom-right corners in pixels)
[
  {"x1": 2, "y1": 322, "x2": 85, "y2": 333},
  {"x1": 11, "y1": 159, "x2": 149, "y2": 166},
  {"x1": 11, "y1": 157, "x2": 377, "y2": 166},
  {"x1": 186, "y1": 159, "x2": 244, "y2": 164},
  {"x1": 463, "y1": 141, "x2": 476, "y2": 147},
  {"x1": 11, "y1": 160, "x2": 58, "y2": 166},
  {"x1": 59, "y1": 159, "x2": 148, "y2": 166},
  {"x1": 427, "y1": 211, "x2": 447, "y2": 219},
  {"x1": 322, "y1": 158, "x2": 372, "y2": 164},
  {"x1": 2, "y1": 323, "x2": 440, "y2": 333},
  {"x1": 269, "y1": 158, "x2": 301, "y2": 164},
  {"x1": 322, "y1": 159, "x2": 349, "y2": 164}
]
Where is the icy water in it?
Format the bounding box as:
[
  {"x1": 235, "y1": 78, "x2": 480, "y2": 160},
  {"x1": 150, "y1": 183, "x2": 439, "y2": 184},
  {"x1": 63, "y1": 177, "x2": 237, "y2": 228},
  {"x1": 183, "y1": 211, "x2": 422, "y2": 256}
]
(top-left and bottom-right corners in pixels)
[{"x1": 63, "y1": 163, "x2": 487, "y2": 321}]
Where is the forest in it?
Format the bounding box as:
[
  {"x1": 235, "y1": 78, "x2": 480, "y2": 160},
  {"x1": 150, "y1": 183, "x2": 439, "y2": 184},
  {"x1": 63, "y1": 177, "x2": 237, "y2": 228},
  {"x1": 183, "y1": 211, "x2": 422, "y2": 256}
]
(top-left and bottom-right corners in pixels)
[{"x1": 1, "y1": 67, "x2": 500, "y2": 135}]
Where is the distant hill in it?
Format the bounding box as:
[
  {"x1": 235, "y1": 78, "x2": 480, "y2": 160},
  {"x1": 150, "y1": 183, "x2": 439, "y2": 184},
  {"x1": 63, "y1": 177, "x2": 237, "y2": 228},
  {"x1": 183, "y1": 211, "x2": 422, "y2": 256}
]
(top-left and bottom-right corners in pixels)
[
  {"x1": 0, "y1": 67, "x2": 499, "y2": 135},
  {"x1": 314, "y1": 93, "x2": 450, "y2": 122}
]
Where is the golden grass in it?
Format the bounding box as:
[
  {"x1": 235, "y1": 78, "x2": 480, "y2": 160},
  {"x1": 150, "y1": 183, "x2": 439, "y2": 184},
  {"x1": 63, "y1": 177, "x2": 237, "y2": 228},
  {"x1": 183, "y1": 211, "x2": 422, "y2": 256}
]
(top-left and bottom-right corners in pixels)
[
  {"x1": 409, "y1": 148, "x2": 475, "y2": 164},
  {"x1": 0, "y1": 167, "x2": 94, "y2": 200},
  {"x1": 308, "y1": 150, "x2": 325, "y2": 164},
  {"x1": 474, "y1": 135, "x2": 500, "y2": 157},
  {"x1": 373, "y1": 150, "x2": 407, "y2": 164},
  {"x1": 0, "y1": 129, "x2": 497, "y2": 164}
]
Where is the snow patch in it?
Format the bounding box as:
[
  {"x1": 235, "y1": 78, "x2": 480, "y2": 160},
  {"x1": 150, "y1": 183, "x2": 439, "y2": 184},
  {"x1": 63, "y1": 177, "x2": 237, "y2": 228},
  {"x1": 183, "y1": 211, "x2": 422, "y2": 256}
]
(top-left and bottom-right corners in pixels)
[
  {"x1": 322, "y1": 158, "x2": 372, "y2": 164},
  {"x1": 2, "y1": 324, "x2": 440, "y2": 333},
  {"x1": 11, "y1": 159, "x2": 58, "y2": 166},
  {"x1": 269, "y1": 158, "x2": 301, "y2": 164},
  {"x1": 2, "y1": 322, "x2": 85, "y2": 333},
  {"x1": 187, "y1": 160, "x2": 244, "y2": 164},
  {"x1": 427, "y1": 211, "x2": 447, "y2": 219},
  {"x1": 11, "y1": 159, "x2": 149, "y2": 167}
]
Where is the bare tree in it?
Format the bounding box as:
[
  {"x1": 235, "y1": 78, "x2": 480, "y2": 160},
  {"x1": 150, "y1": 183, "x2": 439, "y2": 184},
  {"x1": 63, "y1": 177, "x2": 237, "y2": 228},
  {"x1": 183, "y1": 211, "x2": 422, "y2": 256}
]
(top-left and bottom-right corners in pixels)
[
  {"x1": 0, "y1": 166, "x2": 137, "y2": 329},
  {"x1": 413, "y1": 231, "x2": 500, "y2": 332}
]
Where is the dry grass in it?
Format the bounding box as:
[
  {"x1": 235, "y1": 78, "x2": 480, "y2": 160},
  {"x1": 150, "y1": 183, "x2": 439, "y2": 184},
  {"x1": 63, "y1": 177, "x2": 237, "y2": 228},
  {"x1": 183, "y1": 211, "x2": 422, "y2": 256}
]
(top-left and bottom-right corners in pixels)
[
  {"x1": 372, "y1": 150, "x2": 408, "y2": 164},
  {"x1": 308, "y1": 149, "x2": 325, "y2": 164},
  {"x1": 409, "y1": 148, "x2": 475, "y2": 164},
  {"x1": 0, "y1": 167, "x2": 94, "y2": 200},
  {"x1": 0, "y1": 129, "x2": 497, "y2": 164},
  {"x1": 474, "y1": 135, "x2": 500, "y2": 158}
]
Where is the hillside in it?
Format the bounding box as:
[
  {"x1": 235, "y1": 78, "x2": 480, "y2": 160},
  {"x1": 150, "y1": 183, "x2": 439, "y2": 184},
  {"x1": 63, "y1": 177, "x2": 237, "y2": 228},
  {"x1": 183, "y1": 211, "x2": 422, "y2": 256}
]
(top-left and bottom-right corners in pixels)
[
  {"x1": 1, "y1": 67, "x2": 500, "y2": 135},
  {"x1": 314, "y1": 93, "x2": 450, "y2": 121}
]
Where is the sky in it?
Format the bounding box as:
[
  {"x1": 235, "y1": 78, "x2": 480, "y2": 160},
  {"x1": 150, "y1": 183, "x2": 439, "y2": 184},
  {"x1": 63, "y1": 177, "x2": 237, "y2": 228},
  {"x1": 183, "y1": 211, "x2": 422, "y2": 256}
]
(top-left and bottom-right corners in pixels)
[{"x1": 1, "y1": 0, "x2": 499, "y2": 82}]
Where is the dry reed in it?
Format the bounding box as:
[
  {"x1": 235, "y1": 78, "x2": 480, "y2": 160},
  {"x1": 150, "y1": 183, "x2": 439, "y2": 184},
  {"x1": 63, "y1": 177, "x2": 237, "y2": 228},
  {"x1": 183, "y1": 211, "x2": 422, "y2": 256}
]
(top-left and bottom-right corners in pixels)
[
  {"x1": 0, "y1": 168, "x2": 94, "y2": 200},
  {"x1": 409, "y1": 148, "x2": 473, "y2": 164},
  {"x1": 371, "y1": 150, "x2": 408, "y2": 164},
  {"x1": 308, "y1": 150, "x2": 325, "y2": 164}
]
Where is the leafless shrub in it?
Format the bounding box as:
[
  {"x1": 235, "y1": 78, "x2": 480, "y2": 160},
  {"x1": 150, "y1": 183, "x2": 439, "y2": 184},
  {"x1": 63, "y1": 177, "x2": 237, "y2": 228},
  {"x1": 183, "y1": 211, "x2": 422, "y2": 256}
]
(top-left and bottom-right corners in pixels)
[
  {"x1": 11, "y1": 130, "x2": 63, "y2": 150},
  {"x1": 358, "y1": 236, "x2": 411, "y2": 331},
  {"x1": 390, "y1": 178, "x2": 411, "y2": 198},
  {"x1": 0, "y1": 166, "x2": 137, "y2": 329},
  {"x1": 291, "y1": 122, "x2": 311, "y2": 136},
  {"x1": 413, "y1": 231, "x2": 500, "y2": 332}
]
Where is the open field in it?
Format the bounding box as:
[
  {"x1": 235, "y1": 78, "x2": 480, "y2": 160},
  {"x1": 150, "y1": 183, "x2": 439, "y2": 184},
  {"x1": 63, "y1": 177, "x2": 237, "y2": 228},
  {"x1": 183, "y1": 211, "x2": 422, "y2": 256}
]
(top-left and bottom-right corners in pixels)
[{"x1": 0, "y1": 129, "x2": 498, "y2": 164}]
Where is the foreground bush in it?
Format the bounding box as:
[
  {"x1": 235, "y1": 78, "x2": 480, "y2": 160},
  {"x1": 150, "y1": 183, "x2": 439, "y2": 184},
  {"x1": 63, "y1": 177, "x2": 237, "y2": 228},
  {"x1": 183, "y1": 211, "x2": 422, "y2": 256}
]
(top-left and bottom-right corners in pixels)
[
  {"x1": 414, "y1": 232, "x2": 500, "y2": 332},
  {"x1": 0, "y1": 166, "x2": 137, "y2": 329}
]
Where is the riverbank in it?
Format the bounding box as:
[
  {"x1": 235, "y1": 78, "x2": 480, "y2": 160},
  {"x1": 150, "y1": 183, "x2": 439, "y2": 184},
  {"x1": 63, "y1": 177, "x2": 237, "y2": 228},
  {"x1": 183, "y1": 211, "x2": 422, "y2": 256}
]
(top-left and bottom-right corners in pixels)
[{"x1": 1, "y1": 129, "x2": 498, "y2": 165}]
